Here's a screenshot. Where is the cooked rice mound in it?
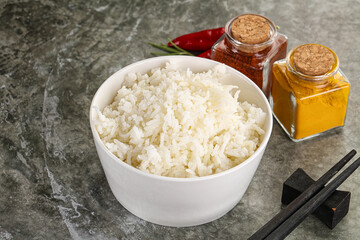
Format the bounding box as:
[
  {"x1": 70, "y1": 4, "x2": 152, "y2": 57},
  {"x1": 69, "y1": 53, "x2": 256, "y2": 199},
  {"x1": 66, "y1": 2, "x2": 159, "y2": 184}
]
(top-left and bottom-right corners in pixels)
[{"x1": 95, "y1": 62, "x2": 266, "y2": 178}]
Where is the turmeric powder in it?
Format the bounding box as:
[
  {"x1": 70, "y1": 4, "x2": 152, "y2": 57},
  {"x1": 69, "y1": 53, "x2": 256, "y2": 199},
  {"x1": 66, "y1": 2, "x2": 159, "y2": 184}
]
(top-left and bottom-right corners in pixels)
[{"x1": 271, "y1": 44, "x2": 350, "y2": 141}]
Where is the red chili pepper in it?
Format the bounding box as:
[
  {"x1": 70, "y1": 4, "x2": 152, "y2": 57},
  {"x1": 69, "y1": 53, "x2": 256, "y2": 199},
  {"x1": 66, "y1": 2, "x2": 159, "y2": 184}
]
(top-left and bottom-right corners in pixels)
[
  {"x1": 168, "y1": 27, "x2": 225, "y2": 51},
  {"x1": 197, "y1": 49, "x2": 212, "y2": 59}
]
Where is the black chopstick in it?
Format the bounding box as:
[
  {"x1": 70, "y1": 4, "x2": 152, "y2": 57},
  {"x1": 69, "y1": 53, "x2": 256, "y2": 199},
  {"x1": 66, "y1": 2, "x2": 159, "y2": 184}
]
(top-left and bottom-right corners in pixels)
[
  {"x1": 265, "y1": 156, "x2": 360, "y2": 240},
  {"x1": 248, "y1": 149, "x2": 356, "y2": 240}
]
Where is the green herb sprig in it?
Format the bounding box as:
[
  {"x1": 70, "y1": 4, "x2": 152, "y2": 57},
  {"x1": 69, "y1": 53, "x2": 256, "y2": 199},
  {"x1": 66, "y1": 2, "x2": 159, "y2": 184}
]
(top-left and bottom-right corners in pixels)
[{"x1": 149, "y1": 38, "x2": 194, "y2": 56}]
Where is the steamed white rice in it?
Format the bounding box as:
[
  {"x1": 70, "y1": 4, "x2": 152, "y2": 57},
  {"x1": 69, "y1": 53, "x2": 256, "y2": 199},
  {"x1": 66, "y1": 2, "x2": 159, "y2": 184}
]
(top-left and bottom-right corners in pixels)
[{"x1": 95, "y1": 62, "x2": 266, "y2": 178}]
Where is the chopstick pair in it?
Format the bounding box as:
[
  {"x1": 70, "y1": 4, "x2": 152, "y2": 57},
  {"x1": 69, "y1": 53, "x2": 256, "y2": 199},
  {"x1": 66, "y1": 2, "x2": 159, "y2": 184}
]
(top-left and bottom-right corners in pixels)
[{"x1": 248, "y1": 149, "x2": 359, "y2": 240}]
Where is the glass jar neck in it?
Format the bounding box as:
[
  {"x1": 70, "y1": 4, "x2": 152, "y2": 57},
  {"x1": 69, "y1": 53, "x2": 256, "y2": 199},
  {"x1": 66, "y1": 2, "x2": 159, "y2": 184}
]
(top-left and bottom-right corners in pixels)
[
  {"x1": 285, "y1": 45, "x2": 339, "y2": 87},
  {"x1": 224, "y1": 14, "x2": 278, "y2": 54}
]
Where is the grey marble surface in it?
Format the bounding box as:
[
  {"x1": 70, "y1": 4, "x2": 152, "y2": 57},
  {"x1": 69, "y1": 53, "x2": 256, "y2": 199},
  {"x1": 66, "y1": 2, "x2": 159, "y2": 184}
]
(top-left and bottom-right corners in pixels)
[{"x1": 1, "y1": 0, "x2": 359, "y2": 239}]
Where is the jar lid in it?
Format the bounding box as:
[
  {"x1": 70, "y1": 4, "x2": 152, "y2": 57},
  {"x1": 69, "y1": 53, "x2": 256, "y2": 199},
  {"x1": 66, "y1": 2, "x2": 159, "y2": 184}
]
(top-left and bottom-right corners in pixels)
[
  {"x1": 293, "y1": 44, "x2": 335, "y2": 76},
  {"x1": 231, "y1": 14, "x2": 271, "y2": 44}
]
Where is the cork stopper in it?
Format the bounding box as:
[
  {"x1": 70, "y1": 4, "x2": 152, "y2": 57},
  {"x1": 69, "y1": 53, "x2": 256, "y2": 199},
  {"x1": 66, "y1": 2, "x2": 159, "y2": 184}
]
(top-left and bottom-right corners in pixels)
[
  {"x1": 293, "y1": 44, "x2": 335, "y2": 76},
  {"x1": 231, "y1": 14, "x2": 271, "y2": 44}
]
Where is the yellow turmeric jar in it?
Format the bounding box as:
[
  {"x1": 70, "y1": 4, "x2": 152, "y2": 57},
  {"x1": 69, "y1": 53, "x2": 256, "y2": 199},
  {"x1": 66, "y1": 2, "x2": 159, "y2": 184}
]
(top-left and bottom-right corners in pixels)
[{"x1": 270, "y1": 44, "x2": 350, "y2": 141}]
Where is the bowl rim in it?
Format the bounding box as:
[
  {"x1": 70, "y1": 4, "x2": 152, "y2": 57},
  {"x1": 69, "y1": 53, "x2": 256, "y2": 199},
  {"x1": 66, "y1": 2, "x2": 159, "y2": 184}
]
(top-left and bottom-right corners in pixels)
[{"x1": 89, "y1": 55, "x2": 273, "y2": 182}]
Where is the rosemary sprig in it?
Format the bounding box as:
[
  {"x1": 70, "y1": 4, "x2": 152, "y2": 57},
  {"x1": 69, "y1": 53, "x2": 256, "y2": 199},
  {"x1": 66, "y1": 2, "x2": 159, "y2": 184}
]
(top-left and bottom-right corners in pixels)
[
  {"x1": 148, "y1": 42, "x2": 180, "y2": 53},
  {"x1": 148, "y1": 41, "x2": 194, "y2": 56},
  {"x1": 150, "y1": 52, "x2": 194, "y2": 56},
  {"x1": 167, "y1": 38, "x2": 193, "y2": 55}
]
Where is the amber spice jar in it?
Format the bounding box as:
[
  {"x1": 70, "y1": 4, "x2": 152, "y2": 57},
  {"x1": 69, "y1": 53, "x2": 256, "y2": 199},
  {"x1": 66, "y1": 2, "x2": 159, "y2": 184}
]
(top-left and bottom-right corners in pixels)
[
  {"x1": 270, "y1": 44, "x2": 351, "y2": 141},
  {"x1": 211, "y1": 14, "x2": 288, "y2": 97}
]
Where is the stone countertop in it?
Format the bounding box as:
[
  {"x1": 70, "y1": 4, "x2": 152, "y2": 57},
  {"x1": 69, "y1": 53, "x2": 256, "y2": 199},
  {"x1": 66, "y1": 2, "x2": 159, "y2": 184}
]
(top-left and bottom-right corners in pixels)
[{"x1": 1, "y1": 0, "x2": 359, "y2": 239}]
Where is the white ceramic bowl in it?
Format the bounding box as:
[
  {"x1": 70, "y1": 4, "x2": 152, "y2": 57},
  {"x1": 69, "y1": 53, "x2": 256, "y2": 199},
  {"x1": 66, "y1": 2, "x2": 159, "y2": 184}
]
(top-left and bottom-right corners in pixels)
[{"x1": 89, "y1": 56, "x2": 272, "y2": 227}]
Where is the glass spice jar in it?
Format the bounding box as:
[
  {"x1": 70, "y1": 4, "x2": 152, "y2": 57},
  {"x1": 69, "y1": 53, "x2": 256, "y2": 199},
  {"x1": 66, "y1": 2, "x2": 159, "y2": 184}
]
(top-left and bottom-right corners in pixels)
[
  {"x1": 211, "y1": 14, "x2": 288, "y2": 97},
  {"x1": 270, "y1": 43, "x2": 351, "y2": 141}
]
